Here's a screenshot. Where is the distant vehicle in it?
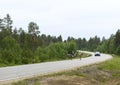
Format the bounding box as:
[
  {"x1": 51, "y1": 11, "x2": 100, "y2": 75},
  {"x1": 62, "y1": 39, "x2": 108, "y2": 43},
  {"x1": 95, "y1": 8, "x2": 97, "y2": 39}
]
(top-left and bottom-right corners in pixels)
[{"x1": 94, "y1": 52, "x2": 100, "y2": 56}]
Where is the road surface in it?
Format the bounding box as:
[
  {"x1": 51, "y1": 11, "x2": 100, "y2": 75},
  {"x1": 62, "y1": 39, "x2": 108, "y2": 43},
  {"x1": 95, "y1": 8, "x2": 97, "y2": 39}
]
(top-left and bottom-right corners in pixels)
[{"x1": 0, "y1": 52, "x2": 112, "y2": 84}]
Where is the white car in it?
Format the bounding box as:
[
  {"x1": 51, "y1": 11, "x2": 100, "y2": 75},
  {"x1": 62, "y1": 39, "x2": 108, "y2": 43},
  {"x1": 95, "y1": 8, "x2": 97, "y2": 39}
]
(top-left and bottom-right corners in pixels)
[{"x1": 94, "y1": 52, "x2": 101, "y2": 56}]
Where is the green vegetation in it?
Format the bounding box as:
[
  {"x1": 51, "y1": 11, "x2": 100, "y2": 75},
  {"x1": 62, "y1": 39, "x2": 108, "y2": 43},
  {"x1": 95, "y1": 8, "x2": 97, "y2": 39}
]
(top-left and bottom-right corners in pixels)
[
  {"x1": 0, "y1": 14, "x2": 78, "y2": 67},
  {"x1": 67, "y1": 30, "x2": 120, "y2": 55},
  {"x1": 96, "y1": 30, "x2": 120, "y2": 55},
  {"x1": 11, "y1": 56, "x2": 120, "y2": 85},
  {"x1": 99, "y1": 56, "x2": 120, "y2": 70},
  {"x1": 0, "y1": 14, "x2": 120, "y2": 67}
]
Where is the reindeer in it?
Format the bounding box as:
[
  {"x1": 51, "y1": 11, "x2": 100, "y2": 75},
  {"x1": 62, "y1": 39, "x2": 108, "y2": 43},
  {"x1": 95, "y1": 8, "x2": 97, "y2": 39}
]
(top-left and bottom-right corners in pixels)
[{"x1": 67, "y1": 51, "x2": 74, "y2": 60}]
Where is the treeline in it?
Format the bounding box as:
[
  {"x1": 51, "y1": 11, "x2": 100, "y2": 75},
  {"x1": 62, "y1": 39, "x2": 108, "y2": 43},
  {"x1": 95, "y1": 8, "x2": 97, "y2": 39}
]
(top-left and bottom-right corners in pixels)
[
  {"x1": 0, "y1": 14, "x2": 77, "y2": 66},
  {"x1": 70, "y1": 30, "x2": 120, "y2": 55},
  {"x1": 67, "y1": 36, "x2": 101, "y2": 51},
  {"x1": 0, "y1": 14, "x2": 120, "y2": 66},
  {"x1": 96, "y1": 30, "x2": 120, "y2": 55}
]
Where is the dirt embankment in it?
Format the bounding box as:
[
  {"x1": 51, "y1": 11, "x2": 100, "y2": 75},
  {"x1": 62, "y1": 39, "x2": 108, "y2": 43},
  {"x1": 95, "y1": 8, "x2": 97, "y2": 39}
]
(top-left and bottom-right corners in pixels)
[{"x1": 38, "y1": 65, "x2": 120, "y2": 85}]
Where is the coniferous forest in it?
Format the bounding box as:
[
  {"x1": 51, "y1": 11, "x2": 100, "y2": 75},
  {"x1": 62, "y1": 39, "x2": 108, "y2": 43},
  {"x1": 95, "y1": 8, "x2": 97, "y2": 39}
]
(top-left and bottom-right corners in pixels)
[{"x1": 0, "y1": 14, "x2": 120, "y2": 66}]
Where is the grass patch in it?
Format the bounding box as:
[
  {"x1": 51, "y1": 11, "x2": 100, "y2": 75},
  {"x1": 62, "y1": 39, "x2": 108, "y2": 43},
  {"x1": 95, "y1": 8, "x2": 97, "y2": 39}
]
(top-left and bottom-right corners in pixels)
[{"x1": 99, "y1": 56, "x2": 120, "y2": 70}]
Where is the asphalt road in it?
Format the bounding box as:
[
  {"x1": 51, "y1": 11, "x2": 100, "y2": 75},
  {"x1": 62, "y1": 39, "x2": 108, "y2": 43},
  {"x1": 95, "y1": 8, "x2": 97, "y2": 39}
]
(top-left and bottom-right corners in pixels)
[{"x1": 0, "y1": 52, "x2": 112, "y2": 83}]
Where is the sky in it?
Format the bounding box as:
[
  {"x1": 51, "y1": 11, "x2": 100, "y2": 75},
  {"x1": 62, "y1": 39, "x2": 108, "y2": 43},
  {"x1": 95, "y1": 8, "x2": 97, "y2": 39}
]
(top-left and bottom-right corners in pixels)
[{"x1": 0, "y1": 0, "x2": 120, "y2": 40}]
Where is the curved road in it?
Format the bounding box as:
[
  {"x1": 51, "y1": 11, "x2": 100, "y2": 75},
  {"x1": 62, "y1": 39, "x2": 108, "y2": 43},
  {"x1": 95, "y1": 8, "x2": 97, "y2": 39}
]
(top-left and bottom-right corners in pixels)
[{"x1": 0, "y1": 52, "x2": 112, "y2": 84}]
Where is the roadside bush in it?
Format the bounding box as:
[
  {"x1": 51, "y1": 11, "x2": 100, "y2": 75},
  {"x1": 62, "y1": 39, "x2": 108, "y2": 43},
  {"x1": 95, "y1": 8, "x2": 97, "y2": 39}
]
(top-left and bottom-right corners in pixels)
[
  {"x1": 1, "y1": 36, "x2": 22, "y2": 65},
  {"x1": 21, "y1": 49, "x2": 34, "y2": 64},
  {"x1": 115, "y1": 46, "x2": 120, "y2": 55},
  {"x1": 36, "y1": 47, "x2": 49, "y2": 62}
]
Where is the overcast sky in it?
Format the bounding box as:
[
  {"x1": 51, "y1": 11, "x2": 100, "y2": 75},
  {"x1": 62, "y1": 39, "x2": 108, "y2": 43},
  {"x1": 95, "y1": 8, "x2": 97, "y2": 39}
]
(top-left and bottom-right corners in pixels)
[{"x1": 0, "y1": 0, "x2": 120, "y2": 40}]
